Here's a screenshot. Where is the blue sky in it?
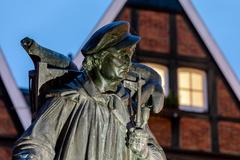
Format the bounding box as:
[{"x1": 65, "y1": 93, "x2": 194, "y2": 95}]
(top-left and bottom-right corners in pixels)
[
  {"x1": 0, "y1": 0, "x2": 112, "y2": 88},
  {"x1": 0, "y1": 0, "x2": 239, "y2": 88},
  {"x1": 192, "y1": 0, "x2": 240, "y2": 83}
]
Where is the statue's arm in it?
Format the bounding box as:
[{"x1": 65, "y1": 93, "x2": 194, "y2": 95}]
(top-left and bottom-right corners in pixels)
[{"x1": 13, "y1": 96, "x2": 77, "y2": 160}]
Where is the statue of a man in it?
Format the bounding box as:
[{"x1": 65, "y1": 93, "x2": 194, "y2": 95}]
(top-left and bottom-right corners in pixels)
[{"x1": 13, "y1": 21, "x2": 166, "y2": 160}]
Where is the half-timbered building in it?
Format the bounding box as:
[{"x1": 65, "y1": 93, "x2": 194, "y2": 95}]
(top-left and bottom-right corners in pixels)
[
  {"x1": 74, "y1": 0, "x2": 240, "y2": 159},
  {"x1": 114, "y1": 0, "x2": 240, "y2": 159}
]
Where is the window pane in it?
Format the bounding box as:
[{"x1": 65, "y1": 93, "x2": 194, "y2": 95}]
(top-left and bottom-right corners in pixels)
[
  {"x1": 191, "y1": 73, "x2": 203, "y2": 90},
  {"x1": 192, "y1": 91, "x2": 204, "y2": 107},
  {"x1": 179, "y1": 90, "x2": 190, "y2": 106},
  {"x1": 178, "y1": 68, "x2": 207, "y2": 112},
  {"x1": 179, "y1": 72, "x2": 190, "y2": 89}
]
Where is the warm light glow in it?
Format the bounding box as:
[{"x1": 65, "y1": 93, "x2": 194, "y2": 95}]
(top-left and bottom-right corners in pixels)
[
  {"x1": 192, "y1": 73, "x2": 203, "y2": 90},
  {"x1": 179, "y1": 90, "x2": 190, "y2": 106},
  {"x1": 178, "y1": 68, "x2": 207, "y2": 111},
  {"x1": 179, "y1": 72, "x2": 190, "y2": 89},
  {"x1": 192, "y1": 91, "x2": 204, "y2": 107},
  {"x1": 142, "y1": 63, "x2": 169, "y2": 96}
]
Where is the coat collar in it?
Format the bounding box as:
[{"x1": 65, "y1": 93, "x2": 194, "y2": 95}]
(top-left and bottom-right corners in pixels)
[{"x1": 79, "y1": 70, "x2": 128, "y2": 99}]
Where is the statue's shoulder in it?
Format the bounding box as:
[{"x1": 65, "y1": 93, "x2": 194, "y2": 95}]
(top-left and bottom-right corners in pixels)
[{"x1": 45, "y1": 71, "x2": 89, "y2": 100}]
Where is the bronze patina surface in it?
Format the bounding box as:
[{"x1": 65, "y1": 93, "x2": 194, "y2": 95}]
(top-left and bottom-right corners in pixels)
[{"x1": 13, "y1": 21, "x2": 166, "y2": 160}]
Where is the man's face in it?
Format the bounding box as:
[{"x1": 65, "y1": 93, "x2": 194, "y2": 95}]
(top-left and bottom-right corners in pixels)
[{"x1": 99, "y1": 45, "x2": 135, "y2": 81}]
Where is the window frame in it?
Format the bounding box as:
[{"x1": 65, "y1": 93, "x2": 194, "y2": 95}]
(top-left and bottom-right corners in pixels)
[{"x1": 177, "y1": 67, "x2": 208, "y2": 112}]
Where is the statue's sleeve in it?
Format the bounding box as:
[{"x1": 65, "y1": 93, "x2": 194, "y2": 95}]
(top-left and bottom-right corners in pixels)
[
  {"x1": 13, "y1": 95, "x2": 77, "y2": 160},
  {"x1": 146, "y1": 125, "x2": 167, "y2": 160}
]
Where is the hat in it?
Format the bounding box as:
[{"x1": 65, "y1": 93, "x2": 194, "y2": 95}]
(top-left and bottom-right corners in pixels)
[{"x1": 81, "y1": 21, "x2": 140, "y2": 56}]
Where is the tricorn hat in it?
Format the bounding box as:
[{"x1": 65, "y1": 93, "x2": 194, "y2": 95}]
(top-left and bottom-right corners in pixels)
[{"x1": 81, "y1": 21, "x2": 140, "y2": 56}]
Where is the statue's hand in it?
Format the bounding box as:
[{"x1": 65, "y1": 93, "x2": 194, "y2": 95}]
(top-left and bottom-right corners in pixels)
[{"x1": 128, "y1": 128, "x2": 149, "y2": 159}]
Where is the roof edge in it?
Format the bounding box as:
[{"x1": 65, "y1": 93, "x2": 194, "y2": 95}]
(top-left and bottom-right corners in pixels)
[
  {"x1": 0, "y1": 48, "x2": 31, "y2": 129},
  {"x1": 178, "y1": 0, "x2": 240, "y2": 101},
  {"x1": 73, "y1": 0, "x2": 240, "y2": 102}
]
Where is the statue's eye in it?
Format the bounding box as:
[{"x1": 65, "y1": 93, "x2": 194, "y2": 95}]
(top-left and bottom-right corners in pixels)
[{"x1": 119, "y1": 54, "x2": 130, "y2": 61}]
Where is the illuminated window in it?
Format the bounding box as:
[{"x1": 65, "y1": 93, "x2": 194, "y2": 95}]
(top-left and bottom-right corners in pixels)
[
  {"x1": 178, "y1": 68, "x2": 208, "y2": 112},
  {"x1": 142, "y1": 63, "x2": 169, "y2": 96}
]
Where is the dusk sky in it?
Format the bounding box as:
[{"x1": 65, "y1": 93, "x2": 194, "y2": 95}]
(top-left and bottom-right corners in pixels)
[{"x1": 0, "y1": 0, "x2": 239, "y2": 88}]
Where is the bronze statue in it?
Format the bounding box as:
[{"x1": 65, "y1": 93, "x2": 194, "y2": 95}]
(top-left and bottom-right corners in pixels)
[{"x1": 13, "y1": 21, "x2": 166, "y2": 160}]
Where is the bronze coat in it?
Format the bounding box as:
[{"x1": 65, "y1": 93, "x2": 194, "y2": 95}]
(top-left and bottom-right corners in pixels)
[{"x1": 13, "y1": 72, "x2": 165, "y2": 160}]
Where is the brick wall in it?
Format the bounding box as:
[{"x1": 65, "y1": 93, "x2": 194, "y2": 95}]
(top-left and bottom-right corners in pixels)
[
  {"x1": 138, "y1": 10, "x2": 170, "y2": 53},
  {"x1": 216, "y1": 77, "x2": 240, "y2": 118},
  {"x1": 176, "y1": 15, "x2": 207, "y2": 58},
  {"x1": 180, "y1": 117, "x2": 211, "y2": 152},
  {"x1": 0, "y1": 147, "x2": 11, "y2": 160},
  {"x1": 0, "y1": 99, "x2": 17, "y2": 137},
  {"x1": 148, "y1": 116, "x2": 171, "y2": 147},
  {"x1": 218, "y1": 121, "x2": 240, "y2": 155},
  {"x1": 115, "y1": 4, "x2": 240, "y2": 158},
  {"x1": 115, "y1": 7, "x2": 131, "y2": 22}
]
